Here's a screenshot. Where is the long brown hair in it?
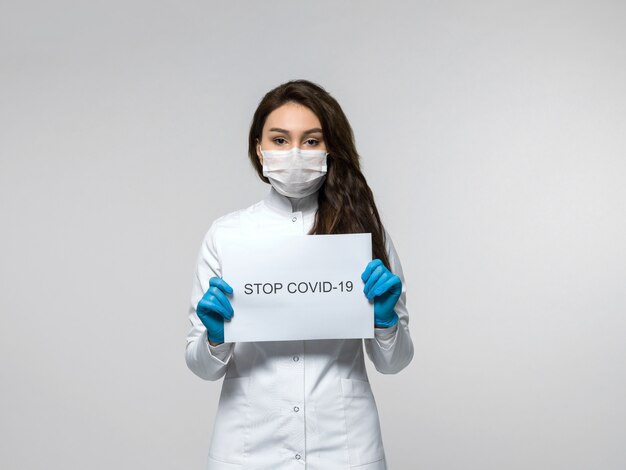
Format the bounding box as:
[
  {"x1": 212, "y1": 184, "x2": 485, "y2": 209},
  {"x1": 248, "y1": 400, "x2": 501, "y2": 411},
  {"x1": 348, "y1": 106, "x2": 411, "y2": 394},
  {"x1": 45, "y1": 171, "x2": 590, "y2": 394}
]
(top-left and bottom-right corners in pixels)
[{"x1": 248, "y1": 79, "x2": 390, "y2": 268}]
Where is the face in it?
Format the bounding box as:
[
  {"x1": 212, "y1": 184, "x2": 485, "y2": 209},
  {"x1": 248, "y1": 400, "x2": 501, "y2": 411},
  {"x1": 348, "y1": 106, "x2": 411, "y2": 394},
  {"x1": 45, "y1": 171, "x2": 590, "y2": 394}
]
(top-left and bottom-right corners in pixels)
[{"x1": 256, "y1": 101, "x2": 326, "y2": 165}]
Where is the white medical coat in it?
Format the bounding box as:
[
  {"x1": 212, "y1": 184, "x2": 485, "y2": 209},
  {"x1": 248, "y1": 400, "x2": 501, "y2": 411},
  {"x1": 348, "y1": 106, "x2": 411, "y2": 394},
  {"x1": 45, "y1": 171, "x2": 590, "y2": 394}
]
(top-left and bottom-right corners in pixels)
[{"x1": 185, "y1": 186, "x2": 414, "y2": 470}]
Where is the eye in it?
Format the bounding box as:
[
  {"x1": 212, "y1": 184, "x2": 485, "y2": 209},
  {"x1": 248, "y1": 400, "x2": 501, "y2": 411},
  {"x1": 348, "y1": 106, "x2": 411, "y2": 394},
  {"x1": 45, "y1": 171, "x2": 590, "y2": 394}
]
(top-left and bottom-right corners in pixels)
[
  {"x1": 304, "y1": 138, "x2": 319, "y2": 146},
  {"x1": 273, "y1": 137, "x2": 287, "y2": 145}
]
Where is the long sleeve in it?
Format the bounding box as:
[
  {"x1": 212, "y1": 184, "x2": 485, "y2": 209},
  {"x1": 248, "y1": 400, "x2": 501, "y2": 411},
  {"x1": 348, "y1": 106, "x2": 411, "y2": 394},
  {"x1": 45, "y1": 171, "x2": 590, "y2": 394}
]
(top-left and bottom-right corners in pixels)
[
  {"x1": 185, "y1": 222, "x2": 234, "y2": 381},
  {"x1": 364, "y1": 229, "x2": 414, "y2": 374}
]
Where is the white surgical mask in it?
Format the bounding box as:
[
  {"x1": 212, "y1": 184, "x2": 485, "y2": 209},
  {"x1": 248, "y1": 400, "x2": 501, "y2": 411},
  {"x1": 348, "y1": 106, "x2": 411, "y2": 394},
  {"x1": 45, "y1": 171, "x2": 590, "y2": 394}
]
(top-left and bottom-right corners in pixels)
[{"x1": 260, "y1": 145, "x2": 328, "y2": 198}]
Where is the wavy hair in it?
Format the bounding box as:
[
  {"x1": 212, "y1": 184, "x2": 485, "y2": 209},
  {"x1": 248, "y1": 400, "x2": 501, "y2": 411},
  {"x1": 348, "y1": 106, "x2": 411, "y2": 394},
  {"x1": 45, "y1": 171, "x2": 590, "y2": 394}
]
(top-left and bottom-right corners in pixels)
[{"x1": 248, "y1": 79, "x2": 390, "y2": 268}]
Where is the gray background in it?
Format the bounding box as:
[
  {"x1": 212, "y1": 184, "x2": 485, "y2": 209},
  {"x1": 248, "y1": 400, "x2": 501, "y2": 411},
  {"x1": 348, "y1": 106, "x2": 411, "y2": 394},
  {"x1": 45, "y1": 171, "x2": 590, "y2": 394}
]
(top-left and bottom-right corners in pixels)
[{"x1": 1, "y1": 1, "x2": 625, "y2": 469}]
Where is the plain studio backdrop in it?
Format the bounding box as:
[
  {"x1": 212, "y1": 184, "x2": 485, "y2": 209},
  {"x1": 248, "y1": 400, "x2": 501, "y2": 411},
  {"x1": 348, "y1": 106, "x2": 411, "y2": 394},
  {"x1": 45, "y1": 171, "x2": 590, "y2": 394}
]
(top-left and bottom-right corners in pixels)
[{"x1": 1, "y1": 1, "x2": 624, "y2": 469}]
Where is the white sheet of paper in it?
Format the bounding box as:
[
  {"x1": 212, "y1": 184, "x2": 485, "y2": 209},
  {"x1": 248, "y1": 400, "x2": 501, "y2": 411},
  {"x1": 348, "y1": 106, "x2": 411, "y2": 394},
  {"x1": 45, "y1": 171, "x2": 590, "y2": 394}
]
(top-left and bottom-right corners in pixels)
[{"x1": 221, "y1": 233, "x2": 374, "y2": 342}]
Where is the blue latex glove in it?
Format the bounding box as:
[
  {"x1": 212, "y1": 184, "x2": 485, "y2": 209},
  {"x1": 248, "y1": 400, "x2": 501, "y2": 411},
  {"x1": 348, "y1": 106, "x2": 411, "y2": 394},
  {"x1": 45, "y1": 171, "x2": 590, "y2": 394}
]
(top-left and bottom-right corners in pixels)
[
  {"x1": 196, "y1": 277, "x2": 234, "y2": 344},
  {"x1": 361, "y1": 259, "x2": 401, "y2": 328}
]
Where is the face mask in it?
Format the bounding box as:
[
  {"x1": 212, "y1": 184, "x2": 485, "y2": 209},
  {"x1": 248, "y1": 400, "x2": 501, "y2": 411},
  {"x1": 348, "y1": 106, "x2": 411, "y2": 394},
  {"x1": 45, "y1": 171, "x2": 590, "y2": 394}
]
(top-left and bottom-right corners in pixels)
[{"x1": 260, "y1": 145, "x2": 328, "y2": 198}]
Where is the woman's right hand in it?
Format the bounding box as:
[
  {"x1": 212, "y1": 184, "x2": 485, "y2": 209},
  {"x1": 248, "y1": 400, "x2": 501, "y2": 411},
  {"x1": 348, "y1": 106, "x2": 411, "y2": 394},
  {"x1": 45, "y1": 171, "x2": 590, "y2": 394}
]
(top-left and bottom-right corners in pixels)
[{"x1": 196, "y1": 277, "x2": 234, "y2": 345}]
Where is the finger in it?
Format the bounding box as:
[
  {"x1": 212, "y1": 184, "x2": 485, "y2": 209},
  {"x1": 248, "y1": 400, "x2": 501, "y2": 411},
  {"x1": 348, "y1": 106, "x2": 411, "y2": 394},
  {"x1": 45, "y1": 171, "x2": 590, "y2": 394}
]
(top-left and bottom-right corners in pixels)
[
  {"x1": 372, "y1": 275, "x2": 401, "y2": 298},
  {"x1": 197, "y1": 295, "x2": 232, "y2": 320},
  {"x1": 209, "y1": 286, "x2": 234, "y2": 316},
  {"x1": 361, "y1": 259, "x2": 384, "y2": 282},
  {"x1": 364, "y1": 266, "x2": 387, "y2": 296},
  {"x1": 197, "y1": 303, "x2": 222, "y2": 323},
  {"x1": 210, "y1": 277, "x2": 234, "y2": 295},
  {"x1": 198, "y1": 297, "x2": 221, "y2": 317},
  {"x1": 367, "y1": 271, "x2": 391, "y2": 299}
]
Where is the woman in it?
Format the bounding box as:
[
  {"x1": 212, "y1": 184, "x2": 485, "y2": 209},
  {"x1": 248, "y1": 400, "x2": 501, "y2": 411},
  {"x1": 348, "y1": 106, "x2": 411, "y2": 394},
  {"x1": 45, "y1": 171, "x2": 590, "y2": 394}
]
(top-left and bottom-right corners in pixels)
[{"x1": 185, "y1": 79, "x2": 414, "y2": 470}]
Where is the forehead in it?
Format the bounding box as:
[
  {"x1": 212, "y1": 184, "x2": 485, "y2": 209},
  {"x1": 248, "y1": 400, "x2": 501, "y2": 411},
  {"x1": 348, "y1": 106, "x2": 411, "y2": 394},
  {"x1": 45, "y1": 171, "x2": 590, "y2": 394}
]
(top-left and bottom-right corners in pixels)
[{"x1": 263, "y1": 102, "x2": 322, "y2": 132}]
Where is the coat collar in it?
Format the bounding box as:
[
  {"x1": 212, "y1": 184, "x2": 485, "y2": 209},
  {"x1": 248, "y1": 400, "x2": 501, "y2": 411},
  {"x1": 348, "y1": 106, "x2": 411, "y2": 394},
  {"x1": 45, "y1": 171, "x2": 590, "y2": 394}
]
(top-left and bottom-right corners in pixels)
[{"x1": 263, "y1": 185, "x2": 319, "y2": 215}]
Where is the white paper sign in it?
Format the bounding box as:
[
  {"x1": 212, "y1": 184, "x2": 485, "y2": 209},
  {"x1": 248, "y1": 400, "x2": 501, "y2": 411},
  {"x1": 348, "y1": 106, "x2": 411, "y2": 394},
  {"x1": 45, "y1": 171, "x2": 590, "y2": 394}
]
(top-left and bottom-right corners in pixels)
[{"x1": 221, "y1": 233, "x2": 374, "y2": 342}]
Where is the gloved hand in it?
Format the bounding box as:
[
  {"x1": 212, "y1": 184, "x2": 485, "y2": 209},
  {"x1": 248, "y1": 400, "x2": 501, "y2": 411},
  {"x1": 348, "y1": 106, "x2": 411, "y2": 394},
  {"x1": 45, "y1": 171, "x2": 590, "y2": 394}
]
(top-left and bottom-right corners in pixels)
[
  {"x1": 196, "y1": 277, "x2": 234, "y2": 344},
  {"x1": 361, "y1": 259, "x2": 401, "y2": 328}
]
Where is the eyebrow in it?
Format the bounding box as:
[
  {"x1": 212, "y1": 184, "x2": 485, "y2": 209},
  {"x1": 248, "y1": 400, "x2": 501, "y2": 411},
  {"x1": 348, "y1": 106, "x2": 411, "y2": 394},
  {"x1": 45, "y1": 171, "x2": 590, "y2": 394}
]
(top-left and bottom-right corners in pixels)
[{"x1": 268, "y1": 127, "x2": 323, "y2": 136}]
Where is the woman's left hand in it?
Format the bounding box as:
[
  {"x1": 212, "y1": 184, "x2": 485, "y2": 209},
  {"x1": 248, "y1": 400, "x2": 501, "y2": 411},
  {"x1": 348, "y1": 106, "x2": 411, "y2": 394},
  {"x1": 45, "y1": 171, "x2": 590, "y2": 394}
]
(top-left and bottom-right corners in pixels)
[{"x1": 361, "y1": 259, "x2": 401, "y2": 328}]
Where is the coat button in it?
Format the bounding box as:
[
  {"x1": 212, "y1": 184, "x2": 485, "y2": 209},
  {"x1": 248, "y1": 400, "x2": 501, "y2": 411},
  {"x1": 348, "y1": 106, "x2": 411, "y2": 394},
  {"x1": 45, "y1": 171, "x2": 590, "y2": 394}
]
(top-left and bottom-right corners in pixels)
[
  {"x1": 293, "y1": 406, "x2": 299, "y2": 412},
  {"x1": 295, "y1": 454, "x2": 301, "y2": 460},
  {"x1": 292, "y1": 216, "x2": 297, "y2": 222},
  {"x1": 293, "y1": 355, "x2": 299, "y2": 362}
]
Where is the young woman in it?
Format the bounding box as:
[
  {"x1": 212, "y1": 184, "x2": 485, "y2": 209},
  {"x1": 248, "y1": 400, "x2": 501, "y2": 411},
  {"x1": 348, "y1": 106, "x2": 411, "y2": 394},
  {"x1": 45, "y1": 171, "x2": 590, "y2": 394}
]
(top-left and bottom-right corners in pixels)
[{"x1": 185, "y1": 79, "x2": 414, "y2": 470}]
